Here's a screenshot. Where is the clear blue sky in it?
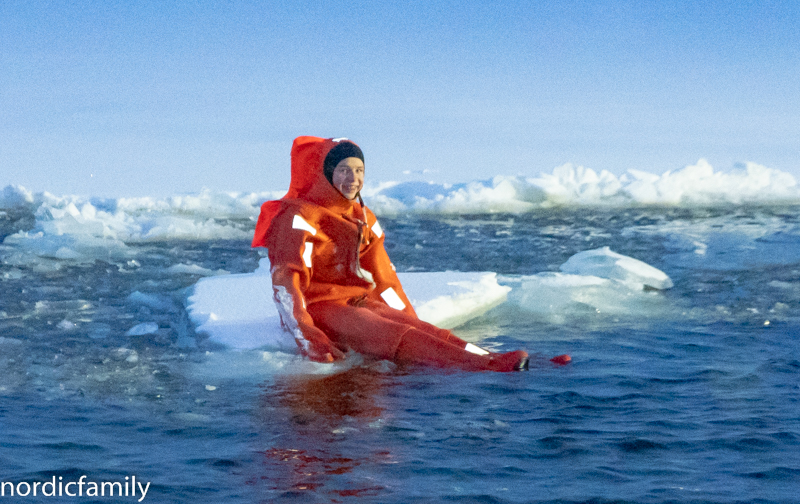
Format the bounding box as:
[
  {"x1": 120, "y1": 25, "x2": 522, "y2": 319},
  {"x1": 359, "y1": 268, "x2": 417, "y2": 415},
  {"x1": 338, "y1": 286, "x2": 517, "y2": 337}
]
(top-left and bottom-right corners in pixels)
[{"x1": 2, "y1": 0, "x2": 798, "y2": 197}]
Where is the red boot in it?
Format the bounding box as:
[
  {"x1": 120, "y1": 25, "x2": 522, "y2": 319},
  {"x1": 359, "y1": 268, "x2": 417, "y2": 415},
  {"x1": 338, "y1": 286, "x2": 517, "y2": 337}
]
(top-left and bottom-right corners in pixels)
[
  {"x1": 394, "y1": 329, "x2": 529, "y2": 372},
  {"x1": 486, "y1": 350, "x2": 529, "y2": 372}
]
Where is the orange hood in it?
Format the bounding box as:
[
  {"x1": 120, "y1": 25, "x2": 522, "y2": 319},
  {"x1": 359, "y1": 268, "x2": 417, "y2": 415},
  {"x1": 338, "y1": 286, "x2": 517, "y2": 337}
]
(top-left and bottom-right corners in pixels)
[{"x1": 252, "y1": 136, "x2": 361, "y2": 248}]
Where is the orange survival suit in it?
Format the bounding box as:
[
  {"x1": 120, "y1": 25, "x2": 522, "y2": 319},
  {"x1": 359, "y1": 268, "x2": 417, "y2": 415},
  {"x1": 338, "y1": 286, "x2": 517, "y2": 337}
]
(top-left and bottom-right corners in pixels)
[{"x1": 252, "y1": 136, "x2": 529, "y2": 371}]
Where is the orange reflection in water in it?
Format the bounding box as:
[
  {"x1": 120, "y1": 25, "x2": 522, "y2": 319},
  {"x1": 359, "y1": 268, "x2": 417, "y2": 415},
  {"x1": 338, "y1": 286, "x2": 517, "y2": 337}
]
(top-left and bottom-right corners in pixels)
[
  {"x1": 277, "y1": 365, "x2": 388, "y2": 421},
  {"x1": 252, "y1": 367, "x2": 397, "y2": 501}
]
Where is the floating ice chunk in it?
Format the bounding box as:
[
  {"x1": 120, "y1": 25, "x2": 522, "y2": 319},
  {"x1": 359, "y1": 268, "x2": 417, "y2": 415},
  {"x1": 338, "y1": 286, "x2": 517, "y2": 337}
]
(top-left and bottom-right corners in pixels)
[
  {"x1": 54, "y1": 247, "x2": 82, "y2": 260},
  {"x1": 34, "y1": 299, "x2": 92, "y2": 313},
  {"x1": 407, "y1": 272, "x2": 511, "y2": 329},
  {"x1": 514, "y1": 270, "x2": 674, "y2": 327},
  {"x1": 126, "y1": 322, "x2": 159, "y2": 336},
  {"x1": 167, "y1": 263, "x2": 227, "y2": 276},
  {"x1": 559, "y1": 247, "x2": 673, "y2": 290},
  {"x1": 187, "y1": 350, "x2": 305, "y2": 383},
  {"x1": 3, "y1": 230, "x2": 126, "y2": 263},
  {"x1": 2, "y1": 269, "x2": 24, "y2": 280},
  {"x1": 57, "y1": 319, "x2": 77, "y2": 331},
  {"x1": 516, "y1": 272, "x2": 613, "y2": 323},
  {"x1": 127, "y1": 291, "x2": 178, "y2": 312},
  {"x1": 113, "y1": 348, "x2": 139, "y2": 363},
  {"x1": 186, "y1": 261, "x2": 512, "y2": 350}
]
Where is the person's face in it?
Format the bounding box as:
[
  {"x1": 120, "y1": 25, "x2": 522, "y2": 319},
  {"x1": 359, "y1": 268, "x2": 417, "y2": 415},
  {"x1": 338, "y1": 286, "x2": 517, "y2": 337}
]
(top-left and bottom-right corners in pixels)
[{"x1": 331, "y1": 157, "x2": 365, "y2": 200}]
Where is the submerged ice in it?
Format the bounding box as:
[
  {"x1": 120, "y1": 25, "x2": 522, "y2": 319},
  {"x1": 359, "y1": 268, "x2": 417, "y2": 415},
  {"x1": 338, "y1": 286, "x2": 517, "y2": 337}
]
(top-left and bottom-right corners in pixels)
[{"x1": 559, "y1": 246, "x2": 673, "y2": 290}]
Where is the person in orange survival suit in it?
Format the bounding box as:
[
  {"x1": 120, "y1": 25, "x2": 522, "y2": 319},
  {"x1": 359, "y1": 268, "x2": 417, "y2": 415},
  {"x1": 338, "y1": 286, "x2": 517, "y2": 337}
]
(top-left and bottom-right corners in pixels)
[{"x1": 252, "y1": 136, "x2": 531, "y2": 372}]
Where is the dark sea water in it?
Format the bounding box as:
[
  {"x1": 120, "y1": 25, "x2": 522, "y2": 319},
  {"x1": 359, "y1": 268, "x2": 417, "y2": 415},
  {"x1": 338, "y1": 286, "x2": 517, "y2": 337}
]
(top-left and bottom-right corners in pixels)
[{"x1": 1, "y1": 206, "x2": 799, "y2": 503}]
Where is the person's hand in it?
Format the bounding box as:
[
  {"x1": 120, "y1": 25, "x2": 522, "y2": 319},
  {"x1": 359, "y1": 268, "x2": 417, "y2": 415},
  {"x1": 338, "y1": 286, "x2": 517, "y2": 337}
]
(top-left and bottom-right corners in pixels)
[
  {"x1": 302, "y1": 328, "x2": 346, "y2": 363},
  {"x1": 306, "y1": 341, "x2": 346, "y2": 362}
]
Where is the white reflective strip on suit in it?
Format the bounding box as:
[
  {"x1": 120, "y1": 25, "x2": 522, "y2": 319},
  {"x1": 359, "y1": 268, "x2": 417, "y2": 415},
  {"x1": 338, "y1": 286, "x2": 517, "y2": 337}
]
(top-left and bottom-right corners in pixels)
[
  {"x1": 356, "y1": 266, "x2": 375, "y2": 285},
  {"x1": 292, "y1": 215, "x2": 317, "y2": 235},
  {"x1": 464, "y1": 343, "x2": 490, "y2": 356},
  {"x1": 273, "y1": 285, "x2": 309, "y2": 352},
  {"x1": 371, "y1": 220, "x2": 383, "y2": 238},
  {"x1": 380, "y1": 287, "x2": 406, "y2": 310},
  {"x1": 302, "y1": 242, "x2": 313, "y2": 268}
]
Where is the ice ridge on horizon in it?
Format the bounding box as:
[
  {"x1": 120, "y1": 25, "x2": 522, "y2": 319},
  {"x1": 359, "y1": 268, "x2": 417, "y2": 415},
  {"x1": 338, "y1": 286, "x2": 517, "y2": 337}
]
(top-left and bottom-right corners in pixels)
[
  {"x1": 362, "y1": 159, "x2": 799, "y2": 213},
  {"x1": 2, "y1": 160, "x2": 799, "y2": 257}
]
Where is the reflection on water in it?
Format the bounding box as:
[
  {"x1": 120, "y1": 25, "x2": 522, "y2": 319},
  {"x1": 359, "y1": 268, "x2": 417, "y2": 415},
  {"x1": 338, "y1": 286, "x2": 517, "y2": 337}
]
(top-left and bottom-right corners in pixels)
[
  {"x1": 276, "y1": 366, "x2": 389, "y2": 422},
  {"x1": 252, "y1": 367, "x2": 395, "y2": 502}
]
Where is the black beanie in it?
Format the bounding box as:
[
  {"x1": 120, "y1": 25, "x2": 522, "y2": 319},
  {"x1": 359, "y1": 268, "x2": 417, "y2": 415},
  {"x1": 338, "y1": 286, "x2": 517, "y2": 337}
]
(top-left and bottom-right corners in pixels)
[{"x1": 323, "y1": 141, "x2": 364, "y2": 184}]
